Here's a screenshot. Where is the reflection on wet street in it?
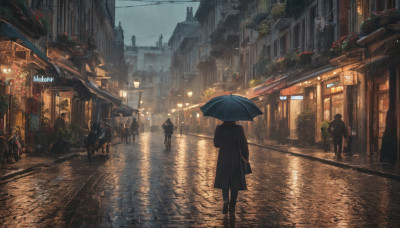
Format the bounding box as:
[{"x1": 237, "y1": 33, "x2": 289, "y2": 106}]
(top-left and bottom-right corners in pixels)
[{"x1": 0, "y1": 132, "x2": 400, "y2": 226}]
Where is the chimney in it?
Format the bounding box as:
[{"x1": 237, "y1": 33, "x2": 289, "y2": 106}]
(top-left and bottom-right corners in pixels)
[
  {"x1": 190, "y1": 7, "x2": 193, "y2": 20},
  {"x1": 186, "y1": 7, "x2": 190, "y2": 21},
  {"x1": 132, "y1": 35, "x2": 136, "y2": 47}
]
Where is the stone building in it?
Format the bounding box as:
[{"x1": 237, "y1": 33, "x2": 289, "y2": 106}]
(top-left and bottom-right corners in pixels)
[{"x1": 125, "y1": 35, "x2": 171, "y2": 129}]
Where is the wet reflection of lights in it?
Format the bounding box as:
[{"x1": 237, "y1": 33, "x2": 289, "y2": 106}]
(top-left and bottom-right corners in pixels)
[
  {"x1": 287, "y1": 156, "x2": 301, "y2": 221},
  {"x1": 140, "y1": 133, "x2": 151, "y2": 208},
  {"x1": 175, "y1": 135, "x2": 187, "y2": 187}
]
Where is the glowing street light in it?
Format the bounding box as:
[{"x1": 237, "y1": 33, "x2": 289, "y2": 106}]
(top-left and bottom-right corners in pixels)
[
  {"x1": 187, "y1": 91, "x2": 193, "y2": 98},
  {"x1": 177, "y1": 103, "x2": 183, "y2": 108},
  {"x1": 133, "y1": 78, "x2": 140, "y2": 88}
]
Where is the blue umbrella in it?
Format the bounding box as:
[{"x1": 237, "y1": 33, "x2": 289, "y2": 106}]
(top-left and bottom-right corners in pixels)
[{"x1": 200, "y1": 94, "x2": 263, "y2": 121}]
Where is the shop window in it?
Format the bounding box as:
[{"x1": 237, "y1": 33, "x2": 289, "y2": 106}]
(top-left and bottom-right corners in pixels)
[
  {"x1": 289, "y1": 98, "x2": 303, "y2": 139},
  {"x1": 377, "y1": 79, "x2": 389, "y2": 150},
  {"x1": 324, "y1": 98, "x2": 330, "y2": 121},
  {"x1": 332, "y1": 93, "x2": 344, "y2": 118}
]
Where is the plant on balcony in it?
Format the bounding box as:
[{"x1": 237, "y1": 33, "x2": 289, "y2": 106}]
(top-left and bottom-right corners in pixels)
[
  {"x1": 33, "y1": 9, "x2": 50, "y2": 33},
  {"x1": 265, "y1": 57, "x2": 283, "y2": 75},
  {"x1": 257, "y1": 20, "x2": 271, "y2": 38},
  {"x1": 361, "y1": 8, "x2": 400, "y2": 35},
  {"x1": 248, "y1": 79, "x2": 261, "y2": 88},
  {"x1": 246, "y1": 12, "x2": 269, "y2": 30},
  {"x1": 271, "y1": 3, "x2": 286, "y2": 21},
  {"x1": 330, "y1": 33, "x2": 360, "y2": 57},
  {"x1": 297, "y1": 51, "x2": 314, "y2": 65}
]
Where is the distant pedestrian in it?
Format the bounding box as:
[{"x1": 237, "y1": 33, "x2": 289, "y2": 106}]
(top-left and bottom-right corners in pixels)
[
  {"x1": 131, "y1": 118, "x2": 139, "y2": 142},
  {"x1": 213, "y1": 121, "x2": 249, "y2": 215},
  {"x1": 125, "y1": 120, "x2": 131, "y2": 144},
  {"x1": 320, "y1": 120, "x2": 330, "y2": 152},
  {"x1": 328, "y1": 114, "x2": 348, "y2": 158},
  {"x1": 54, "y1": 113, "x2": 66, "y2": 135},
  {"x1": 119, "y1": 122, "x2": 125, "y2": 142}
]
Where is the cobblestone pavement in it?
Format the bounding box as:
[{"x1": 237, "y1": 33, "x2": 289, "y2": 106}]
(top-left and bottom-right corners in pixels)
[{"x1": 0, "y1": 132, "x2": 400, "y2": 227}]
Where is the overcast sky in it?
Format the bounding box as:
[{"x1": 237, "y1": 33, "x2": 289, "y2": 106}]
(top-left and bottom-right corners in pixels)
[{"x1": 115, "y1": 1, "x2": 199, "y2": 47}]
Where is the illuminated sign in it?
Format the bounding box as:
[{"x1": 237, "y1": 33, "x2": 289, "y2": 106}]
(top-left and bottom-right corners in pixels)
[
  {"x1": 33, "y1": 75, "x2": 54, "y2": 83},
  {"x1": 326, "y1": 81, "x2": 340, "y2": 88},
  {"x1": 291, "y1": 95, "x2": 304, "y2": 100},
  {"x1": 280, "y1": 96, "x2": 287, "y2": 100}
]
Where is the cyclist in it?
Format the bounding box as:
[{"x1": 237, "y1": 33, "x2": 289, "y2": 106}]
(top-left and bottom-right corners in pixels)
[{"x1": 162, "y1": 118, "x2": 174, "y2": 144}]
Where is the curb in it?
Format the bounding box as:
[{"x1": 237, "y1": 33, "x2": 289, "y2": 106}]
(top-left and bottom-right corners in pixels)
[
  {"x1": 0, "y1": 152, "x2": 79, "y2": 182},
  {"x1": 0, "y1": 141, "x2": 124, "y2": 182},
  {"x1": 187, "y1": 133, "x2": 400, "y2": 182}
]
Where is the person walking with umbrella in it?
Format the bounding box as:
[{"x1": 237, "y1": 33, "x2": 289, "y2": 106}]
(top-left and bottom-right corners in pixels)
[{"x1": 201, "y1": 94, "x2": 262, "y2": 215}]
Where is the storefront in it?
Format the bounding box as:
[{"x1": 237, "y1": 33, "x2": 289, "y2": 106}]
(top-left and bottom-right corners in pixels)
[{"x1": 322, "y1": 77, "x2": 344, "y2": 121}]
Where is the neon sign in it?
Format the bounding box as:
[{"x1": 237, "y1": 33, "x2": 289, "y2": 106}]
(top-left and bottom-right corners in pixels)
[{"x1": 33, "y1": 75, "x2": 54, "y2": 83}]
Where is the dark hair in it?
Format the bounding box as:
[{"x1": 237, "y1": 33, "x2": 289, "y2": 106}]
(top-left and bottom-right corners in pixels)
[
  {"x1": 334, "y1": 113, "x2": 342, "y2": 119},
  {"x1": 61, "y1": 113, "x2": 66, "y2": 117}
]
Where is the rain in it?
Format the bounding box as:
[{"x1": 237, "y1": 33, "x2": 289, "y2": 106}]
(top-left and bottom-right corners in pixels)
[{"x1": 0, "y1": 0, "x2": 400, "y2": 226}]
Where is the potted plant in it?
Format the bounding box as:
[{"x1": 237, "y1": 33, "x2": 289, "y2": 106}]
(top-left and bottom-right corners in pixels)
[
  {"x1": 295, "y1": 110, "x2": 315, "y2": 146},
  {"x1": 298, "y1": 51, "x2": 314, "y2": 65}
]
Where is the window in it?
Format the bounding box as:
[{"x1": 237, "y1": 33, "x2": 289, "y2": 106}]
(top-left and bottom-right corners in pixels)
[
  {"x1": 294, "y1": 25, "x2": 300, "y2": 50},
  {"x1": 302, "y1": 19, "x2": 306, "y2": 51},
  {"x1": 387, "y1": 0, "x2": 395, "y2": 9},
  {"x1": 309, "y1": 6, "x2": 317, "y2": 50},
  {"x1": 280, "y1": 35, "x2": 287, "y2": 55}
]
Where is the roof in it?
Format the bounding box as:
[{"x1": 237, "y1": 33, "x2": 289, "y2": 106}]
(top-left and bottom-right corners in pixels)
[
  {"x1": 84, "y1": 81, "x2": 122, "y2": 106},
  {"x1": 0, "y1": 21, "x2": 48, "y2": 63}
]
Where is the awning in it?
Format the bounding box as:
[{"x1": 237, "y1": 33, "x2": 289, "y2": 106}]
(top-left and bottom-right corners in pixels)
[
  {"x1": 354, "y1": 56, "x2": 389, "y2": 73},
  {"x1": 0, "y1": 21, "x2": 48, "y2": 62},
  {"x1": 55, "y1": 61, "x2": 85, "y2": 81},
  {"x1": 84, "y1": 81, "x2": 122, "y2": 105},
  {"x1": 114, "y1": 104, "x2": 138, "y2": 117},
  {"x1": 288, "y1": 65, "x2": 339, "y2": 86},
  {"x1": 247, "y1": 75, "x2": 290, "y2": 99}
]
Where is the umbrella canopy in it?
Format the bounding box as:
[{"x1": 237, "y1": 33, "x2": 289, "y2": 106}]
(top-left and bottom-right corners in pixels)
[{"x1": 200, "y1": 95, "x2": 263, "y2": 121}]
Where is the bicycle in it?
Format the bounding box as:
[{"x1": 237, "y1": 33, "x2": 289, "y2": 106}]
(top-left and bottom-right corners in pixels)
[{"x1": 165, "y1": 135, "x2": 171, "y2": 151}]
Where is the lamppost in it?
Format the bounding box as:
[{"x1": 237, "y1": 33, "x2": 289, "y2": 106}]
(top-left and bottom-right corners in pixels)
[
  {"x1": 133, "y1": 78, "x2": 142, "y2": 129},
  {"x1": 187, "y1": 91, "x2": 193, "y2": 103},
  {"x1": 119, "y1": 89, "x2": 127, "y2": 104},
  {"x1": 177, "y1": 103, "x2": 183, "y2": 135}
]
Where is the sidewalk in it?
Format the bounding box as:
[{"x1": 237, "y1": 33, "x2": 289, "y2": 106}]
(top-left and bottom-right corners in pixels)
[
  {"x1": 187, "y1": 133, "x2": 400, "y2": 181},
  {"x1": 0, "y1": 137, "x2": 123, "y2": 181}
]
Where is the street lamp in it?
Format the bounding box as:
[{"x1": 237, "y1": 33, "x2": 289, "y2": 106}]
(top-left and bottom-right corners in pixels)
[
  {"x1": 187, "y1": 91, "x2": 193, "y2": 98},
  {"x1": 134, "y1": 78, "x2": 140, "y2": 89},
  {"x1": 133, "y1": 78, "x2": 142, "y2": 131}
]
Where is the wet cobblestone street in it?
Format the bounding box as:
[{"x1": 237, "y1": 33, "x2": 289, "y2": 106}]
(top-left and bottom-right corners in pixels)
[{"x1": 0, "y1": 132, "x2": 400, "y2": 227}]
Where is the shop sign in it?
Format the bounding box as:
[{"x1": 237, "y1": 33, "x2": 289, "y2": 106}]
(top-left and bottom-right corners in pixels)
[
  {"x1": 291, "y1": 95, "x2": 304, "y2": 100},
  {"x1": 341, "y1": 71, "x2": 357, "y2": 85},
  {"x1": 280, "y1": 96, "x2": 287, "y2": 100},
  {"x1": 33, "y1": 75, "x2": 54, "y2": 83},
  {"x1": 326, "y1": 81, "x2": 340, "y2": 88}
]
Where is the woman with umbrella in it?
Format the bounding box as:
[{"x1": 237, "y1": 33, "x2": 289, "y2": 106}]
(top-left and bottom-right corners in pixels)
[{"x1": 201, "y1": 94, "x2": 263, "y2": 215}]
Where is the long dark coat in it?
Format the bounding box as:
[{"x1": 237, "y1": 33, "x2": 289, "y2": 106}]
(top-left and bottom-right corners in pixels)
[{"x1": 213, "y1": 123, "x2": 249, "y2": 190}]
